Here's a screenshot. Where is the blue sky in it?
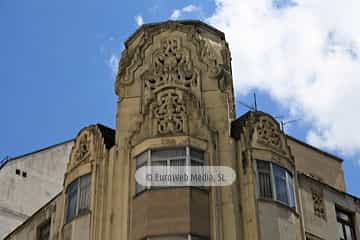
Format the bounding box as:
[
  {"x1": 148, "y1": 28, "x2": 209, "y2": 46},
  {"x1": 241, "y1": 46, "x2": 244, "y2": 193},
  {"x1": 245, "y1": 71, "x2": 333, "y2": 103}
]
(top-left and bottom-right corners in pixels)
[{"x1": 1, "y1": 0, "x2": 359, "y2": 196}]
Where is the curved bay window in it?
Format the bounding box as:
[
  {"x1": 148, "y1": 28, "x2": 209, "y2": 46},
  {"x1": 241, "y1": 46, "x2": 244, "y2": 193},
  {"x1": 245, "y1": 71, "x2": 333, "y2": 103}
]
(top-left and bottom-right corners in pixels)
[
  {"x1": 65, "y1": 174, "x2": 91, "y2": 223},
  {"x1": 135, "y1": 146, "x2": 206, "y2": 193},
  {"x1": 256, "y1": 160, "x2": 295, "y2": 208}
]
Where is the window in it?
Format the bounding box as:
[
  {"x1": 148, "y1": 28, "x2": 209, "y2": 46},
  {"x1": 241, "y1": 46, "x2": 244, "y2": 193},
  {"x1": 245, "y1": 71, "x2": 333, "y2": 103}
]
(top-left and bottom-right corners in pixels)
[
  {"x1": 257, "y1": 160, "x2": 273, "y2": 199},
  {"x1": 147, "y1": 235, "x2": 206, "y2": 240},
  {"x1": 135, "y1": 147, "x2": 205, "y2": 193},
  {"x1": 256, "y1": 160, "x2": 295, "y2": 208},
  {"x1": 336, "y1": 208, "x2": 356, "y2": 240},
  {"x1": 65, "y1": 174, "x2": 91, "y2": 223},
  {"x1": 37, "y1": 220, "x2": 50, "y2": 240}
]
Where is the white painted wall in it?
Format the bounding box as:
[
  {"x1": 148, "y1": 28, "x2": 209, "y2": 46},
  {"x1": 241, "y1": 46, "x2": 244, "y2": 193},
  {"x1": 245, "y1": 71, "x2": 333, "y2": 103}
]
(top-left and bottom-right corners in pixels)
[{"x1": 0, "y1": 140, "x2": 73, "y2": 239}]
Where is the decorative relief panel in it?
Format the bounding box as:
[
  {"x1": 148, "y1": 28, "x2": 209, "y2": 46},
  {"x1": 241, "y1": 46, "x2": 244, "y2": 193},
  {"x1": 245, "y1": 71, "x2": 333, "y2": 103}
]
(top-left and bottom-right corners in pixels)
[
  {"x1": 199, "y1": 39, "x2": 222, "y2": 78},
  {"x1": 117, "y1": 23, "x2": 230, "y2": 143},
  {"x1": 152, "y1": 89, "x2": 186, "y2": 135},
  {"x1": 74, "y1": 133, "x2": 90, "y2": 163},
  {"x1": 67, "y1": 130, "x2": 93, "y2": 171},
  {"x1": 311, "y1": 188, "x2": 326, "y2": 220},
  {"x1": 142, "y1": 38, "x2": 199, "y2": 111},
  {"x1": 115, "y1": 21, "x2": 233, "y2": 96},
  {"x1": 256, "y1": 117, "x2": 282, "y2": 149}
]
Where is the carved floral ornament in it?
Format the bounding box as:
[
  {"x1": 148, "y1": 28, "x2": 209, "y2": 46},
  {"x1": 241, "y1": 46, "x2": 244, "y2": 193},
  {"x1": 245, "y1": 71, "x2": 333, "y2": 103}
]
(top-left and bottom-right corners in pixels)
[
  {"x1": 74, "y1": 133, "x2": 91, "y2": 163},
  {"x1": 126, "y1": 36, "x2": 216, "y2": 139},
  {"x1": 115, "y1": 22, "x2": 232, "y2": 96},
  {"x1": 139, "y1": 38, "x2": 198, "y2": 136},
  {"x1": 255, "y1": 117, "x2": 283, "y2": 150},
  {"x1": 311, "y1": 188, "x2": 326, "y2": 220},
  {"x1": 152, "y1": 89, "x2": 187, "y2": 135},
  {"x1": 142, "y1": 38, "x2": 198, "y2": 109}
]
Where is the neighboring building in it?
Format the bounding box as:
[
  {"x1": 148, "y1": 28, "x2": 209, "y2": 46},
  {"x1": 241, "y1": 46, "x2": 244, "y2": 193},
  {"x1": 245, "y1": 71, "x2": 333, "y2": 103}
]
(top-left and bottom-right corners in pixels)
[
  {"x1": 4, "y1": 20, "x2": 360, "y2": 240},
  {"x1": 0, "y1": 140, "x2": 73, "y2": 239}
]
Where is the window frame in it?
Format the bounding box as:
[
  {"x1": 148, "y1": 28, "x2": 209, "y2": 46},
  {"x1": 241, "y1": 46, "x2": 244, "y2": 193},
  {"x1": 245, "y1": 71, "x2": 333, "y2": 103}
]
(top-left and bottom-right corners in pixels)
[
  {"x1": 135, "y1": 146, "x2": 206, "y2": 194},
  {"x1": 336, "y1": 207, "x2": 356, "y2": 240},
  {"x1": 256, "y1": 160, "x2": 296, "y2": 209},
  {"x1": 65, "y1": 173, "x2": 92, "y2": 223}
]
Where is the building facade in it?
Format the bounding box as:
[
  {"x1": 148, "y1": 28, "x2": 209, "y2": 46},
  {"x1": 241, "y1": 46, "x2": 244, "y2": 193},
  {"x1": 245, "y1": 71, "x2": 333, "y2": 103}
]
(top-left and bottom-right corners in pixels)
[
  {"x1": 0, "y1": 140, "x2": 73, "y2": 239},
  {"x1": 4, "y1": 20, "x2": 360, "y2": 240}
]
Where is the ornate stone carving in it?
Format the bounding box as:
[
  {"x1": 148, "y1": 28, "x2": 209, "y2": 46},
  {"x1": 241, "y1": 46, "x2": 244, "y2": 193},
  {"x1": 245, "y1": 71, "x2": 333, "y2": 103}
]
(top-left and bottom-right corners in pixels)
[
  {"x1": 142, "y1": 38, "x2": 198, "y2": 110},
  {"x1": 312, "y1": 188, "x2": 326, "y2": 220},
  {"x1": 152, "y1": 89, "x2": 186, "y2": 135},
  {"x1": 199, "y1": 39, "x2": 222, "y2": 78},
  {"x1": 256, "y1": 117, "x2": 282, "y2": 149},
  {"x1": 196, "y1": 36, "x2": 233, "y2": 92},
  {"x1": 115, "y1": 22, "x2": 233, "y2": 98},
  {"x1": 75, "y1": 134, "x2": 90, "y2": 162},
  {"x1": 116, "y1": 49, "x2": 140, "y2": 86}
]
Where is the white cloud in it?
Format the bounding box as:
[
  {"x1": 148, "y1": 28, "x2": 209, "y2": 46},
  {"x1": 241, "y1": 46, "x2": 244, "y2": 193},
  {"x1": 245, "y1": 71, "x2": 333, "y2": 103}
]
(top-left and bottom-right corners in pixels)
[
  {"x1": 170, "y1": 10, "x2": 182, "y2": 20},
  {"x1": 134, "y1": 15, "x2": 144, "y2": 27},
  {"x1": 207, "y1": 0, "x2": 360, "y2": 158},
  {"x1": 183, "y1": 4, "x2": 199, "y2": 13},
  {"x1": 170, "y1": 4, "x2": 200, "y2": 20},
  {"x1": 107, "y1": 54, "x2": 119, "y2": 77}
]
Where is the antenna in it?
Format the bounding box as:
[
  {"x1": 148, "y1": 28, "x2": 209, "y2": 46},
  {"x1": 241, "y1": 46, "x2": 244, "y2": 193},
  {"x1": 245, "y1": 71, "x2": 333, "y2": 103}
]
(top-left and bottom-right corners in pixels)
[
  {"x1": 253, "y1": 92, "x2": 258, "y2": 111},
  {"x1": 280, "y1": 118, "x2": 301, "y2": 132},
  {"x1": 237, "y1": 92, "x2": 258, "y2": 112}
]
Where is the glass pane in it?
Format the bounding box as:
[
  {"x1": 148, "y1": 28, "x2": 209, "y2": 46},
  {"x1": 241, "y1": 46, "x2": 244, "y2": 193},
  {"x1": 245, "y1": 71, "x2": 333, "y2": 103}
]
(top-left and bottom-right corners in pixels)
[
  {"x1": 136, "y1": 151, "x2": 148, "y2": 167},
  {"x1": 337, "y1": 210, "x2": 350, "y2": 222},
  {"x1": 345, "y1": 225, "x2": 353, "y2": 240},
  {"x1": 190, "y1": 148, "x2": 204, "y2": 160},
  {"x1": 259, "y1": 171, "x2": 273, "y2": 199},
  {"x1": 287, "y1": 173, "x2": 295, "y2": 208},
  {"x1": 151, "y1": 160, "x2": 168, "y2": 166},
  {"x1": 273, "y1": 164, "x2": 286, "y2": 179},
  {"x1": 66, "y1": 180, "x2": 78, "y2": 223},
  {"x1": 257, "y1": 161, "x2": 272, "y2": 199},
  {"x1": 273, "y1": 165, "x2": 289, "y2": 204},
  {"x1": 78, "y1": 174, "x2": 91, "y2": 213},
  {"x1": 170, "y1": 159, "x2": 186, "y2": 166},
  {"x1": 338, "y1": 222, "x2": 345, "y2": 239},
  {"x1": 152, "y1": 148, "x2": 186, "y2": 160},
  {"x1": 257, "y1": 160, "x2": 271, "y2": 173},
  {"x1": 191, "y1": 160, "x2": 204, "y2": 166},
  {"x1": 169, "y1": 159, "x2": 187, "y2": 177}
]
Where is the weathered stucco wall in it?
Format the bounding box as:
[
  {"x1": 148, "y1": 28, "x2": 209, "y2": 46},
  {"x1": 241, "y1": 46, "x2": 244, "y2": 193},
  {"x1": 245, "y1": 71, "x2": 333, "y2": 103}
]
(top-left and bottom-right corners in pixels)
[
  {"x1": 288, "y1": 137, "x2": 345, "y2": 191},
  {"x1": 299, "y1": 174, "x2": 360, "y2": 240},
  {"x1": 258, "y1": 201, "x2": 302, "y2": 240},
  {"x1": 0, "y1": 140, "x2": 73, "y2": 239}
]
